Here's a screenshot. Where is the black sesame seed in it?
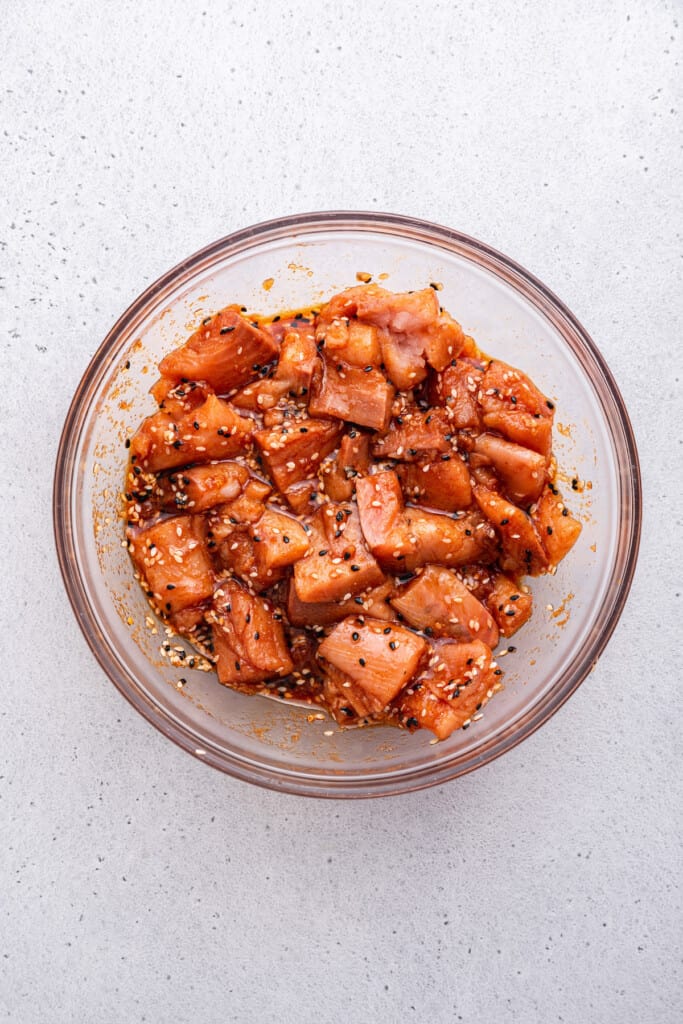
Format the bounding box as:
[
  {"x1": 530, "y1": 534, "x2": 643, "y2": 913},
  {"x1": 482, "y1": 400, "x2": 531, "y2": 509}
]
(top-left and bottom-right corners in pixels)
[
  {"x1": 352, "y1": 632, "x2": 360, "y2": 641},
  {"x1": 351, "y1": 565, "x2": 360, "y2": 572},
  {"x1": 124, "y1": 438, "x2": 131, "y2": 449},
  {"x1": 389, "y1": 641, "x2": 397, "y2": 650},
  {"x1": 406, "y1": 717, "x2": 419, "y2": 728},
  {"x1": 220, "y1": 326, "x2": 235, "y2": 334},
  {"x1": 358, "y1": 658, "x2": 366, "y2": 667}
]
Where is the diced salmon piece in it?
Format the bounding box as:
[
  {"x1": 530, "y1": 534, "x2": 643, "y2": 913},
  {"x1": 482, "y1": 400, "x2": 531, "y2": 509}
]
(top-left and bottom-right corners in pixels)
[
  {"x1": 318, "y1": 285, "x2": 464, "y2": 389},
  {"x1": 397, "y1": 454, "x2": 472, "y2": 512},
  {"x1": 263, "y1": 314, "x2": 316, "y2": 346},
  {"x1": 468, "y1": 459, "x2": 503, "y2": 492},
  {"x1": 396, "y1": 640, "x2": 500, "y2": 739},
  {"x1": 282, "y1": 479, "x2": 320, "y2": 514},
  {"x1": 251, "y1": 510, "x2": 310, "y2": 575},
  {"x1": 158, "y1": 308, "x2": 278, "y2": 394},
  {"x1": 286, "y1": 578, "x2": 393, "y2": 628},
  {"x1": 478, "y1": 359, "x2": 554, "y2": 457},
  {"x1": 378, "y1": 310, "x2": 465, "y2": 390},
  {"x1": 473, "y1": 485, "x2": 548, "y2": 575},
  {"x1": 128, "y1": 515, "x2": 214, "y2": 616},
  {"x1": 316, "y1": 284, "x2": 435, "y2": 334},
  {"x1": 531, "y1": 485, "x2": 582, "y2": 567},
  {"x1": 215, "y1": 530, "x2": 260, "y2": 587},
  {"x1": 404, "y1": 508, "x2": 496, "y2": 571},
  {"x1": 317, "y1": 318, "x2": 382, "y2": 367},
  {"x1": 255, "y1": 417, "x2": 342, "y2": 495},
  {"x1": 321, "y1": 663, "x2": 367, "y2": 723},
  {"x1": 293, "y1": 504, "x2": 384, "y2": 604},
  {"x1": 358, "y1": 579, "x2": 396, "y2": 620},
  {"x1": 473, "y1": 433, "x2": 547, "y2": 505},
  {"x1": 321, "y1": 430, "x2": 371, "y2": 502},
  {"x1": 149, "y1": 378, "x2": 213, "y2": 413},
  {"x1": 309, "y1": 357, "x2": 395, "y2": 432},
  {"x1": 154, "y1": 461, "x2": 250, "y2": 514},
  {"x1": 356, "y1": 471, "x2": 412, "y2": 566},
  {"x1": 214, "y1": 507, "x2": 309, "y2": 592},
  {"x1": 317, "y1": 616, "x2": 427, "y2": 713},
  {"x1": 356, "y1": 471, "x2": 495, "y2": 572},
  {"x1": 486, "y1": 572, "x2": 534, "y2": 637},
  {"x1": 209, "y1": 581, "x2": 292, "y2": 687},
  {"x1": 426, "y1": 360, "x2": 483, "y2": 429},
  {"x1": 130, "y1": 393, "x2": 253, "y2": 472},
  {"x1": 206, "y1": 479, "x2": 272, "y2": 544},
  {"x1": 232, "y1": 329, "x2": 317, "y2": 411},
  {"x1": 390, "y1": 565, "x2": 499, "y2": 646},
  {"x1": 372, "y1": 407, "x2": 452, "y2": 460},
  {"x1": 422, "y1": 309, "x2": 466, "y2": 373}
]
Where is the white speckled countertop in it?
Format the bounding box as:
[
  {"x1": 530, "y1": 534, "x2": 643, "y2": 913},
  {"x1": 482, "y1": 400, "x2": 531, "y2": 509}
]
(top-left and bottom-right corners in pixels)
[{"x1": 1, "y1": 2, "x2": 681, "y2": 1021}]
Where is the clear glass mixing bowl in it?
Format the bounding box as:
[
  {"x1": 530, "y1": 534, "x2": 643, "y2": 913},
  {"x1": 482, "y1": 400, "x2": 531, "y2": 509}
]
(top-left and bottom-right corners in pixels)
[{"x1": 53, "y1": 212, "x2": 641, "y2": 797}]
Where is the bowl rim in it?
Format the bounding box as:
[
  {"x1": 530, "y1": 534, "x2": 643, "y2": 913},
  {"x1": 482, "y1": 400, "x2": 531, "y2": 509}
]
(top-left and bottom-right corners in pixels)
[{"x1": 53, "y1": 210, "x2": 642, "y2": 798}]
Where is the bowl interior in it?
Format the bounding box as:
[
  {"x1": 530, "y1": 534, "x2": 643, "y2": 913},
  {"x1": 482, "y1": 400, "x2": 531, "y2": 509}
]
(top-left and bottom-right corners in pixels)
[{"x1": 57, "y1": 217, "x2": 638, "y2": 796}]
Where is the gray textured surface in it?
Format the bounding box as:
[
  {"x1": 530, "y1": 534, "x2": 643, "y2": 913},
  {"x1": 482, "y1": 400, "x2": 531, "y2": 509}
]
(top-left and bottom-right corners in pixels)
[{"x1": 1, "y1": 1, "x2": 681, "y2": 1021}]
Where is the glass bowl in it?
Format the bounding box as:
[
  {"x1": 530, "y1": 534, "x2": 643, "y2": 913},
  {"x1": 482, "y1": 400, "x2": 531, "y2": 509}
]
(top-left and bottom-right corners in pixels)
[{"x1": 53, "y1": 212, "x2": 641, "y2": 798}]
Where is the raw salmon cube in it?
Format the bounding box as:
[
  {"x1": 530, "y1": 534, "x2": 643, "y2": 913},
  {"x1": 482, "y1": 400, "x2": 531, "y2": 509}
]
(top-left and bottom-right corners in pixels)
[
  {"x1": 159, "y1": 307, "x2": 278, "y2": 394},
  {"x1": 317, "y1": 616, "x2": 427, "y2": 712},
  {"x1": 209, "y1": 581, "x2": 292, "y2": 686},
  {"x1": 128, "y1": 515, "x2": 214, "y2": 615}
]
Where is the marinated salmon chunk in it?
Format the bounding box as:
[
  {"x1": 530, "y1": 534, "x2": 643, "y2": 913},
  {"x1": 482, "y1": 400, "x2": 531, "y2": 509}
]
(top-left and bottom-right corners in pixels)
[
  {"x1": 128, "y1": 515, "x2": 214, "y2": 615},
  {"x1": 209, "y1": 580, "x2": 293, "y2": 687},
  {"x1": 318, "y1": 617, "x2": 427, "y2": 715},
  {"x1": 159, "y1": 307, "x2": 278, "y2": 394},
  {"x1": 124, "y1": 283, "x2": 582, "y2": 738},
  {"x1": 130, "y1": 393, "x2": 253, "y2": 472}
]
